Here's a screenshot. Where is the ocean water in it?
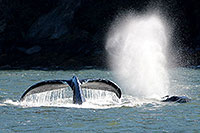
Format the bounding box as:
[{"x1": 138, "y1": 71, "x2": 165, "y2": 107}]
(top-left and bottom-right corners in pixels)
[{"x1": 0, "y1": 68, "x2": 199, "y2": 132}]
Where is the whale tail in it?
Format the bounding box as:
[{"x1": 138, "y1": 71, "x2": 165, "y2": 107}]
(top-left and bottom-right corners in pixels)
[
  {"x1": 71, "y1": 76, "x2": 85, "y2": 104},
  {"x1": 20, "y1": 76, "x2": 122, "y2": 104}
]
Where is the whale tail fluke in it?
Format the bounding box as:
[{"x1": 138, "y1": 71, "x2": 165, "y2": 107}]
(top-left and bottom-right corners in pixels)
[
  {"x1": 20, "y1": 80, "x2": 71, "y2": 101},
  {"x1": 20, "y1": 76, "x2": 122, "y2": 104},
  {"x1": 80, "y1": 79, "x2": 122, "y2": 99}
]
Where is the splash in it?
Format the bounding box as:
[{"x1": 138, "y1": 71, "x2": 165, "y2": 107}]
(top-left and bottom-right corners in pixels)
[{"x1": 106, "y1": 13, "x2": 170, "y2": 98}]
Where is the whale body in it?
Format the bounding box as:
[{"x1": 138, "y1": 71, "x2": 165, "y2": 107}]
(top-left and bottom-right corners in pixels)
[
  {"x1": 20, "y1": 76, "x2": 122, "y2": 104},
  {"x1": 161, "y1": 95, "x2": 191, "y2": 103}
]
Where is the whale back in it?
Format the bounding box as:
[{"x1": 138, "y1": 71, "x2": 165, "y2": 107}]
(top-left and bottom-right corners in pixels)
[{"x1": 161, "y1": 95, "x2": 191, "y2": 103}]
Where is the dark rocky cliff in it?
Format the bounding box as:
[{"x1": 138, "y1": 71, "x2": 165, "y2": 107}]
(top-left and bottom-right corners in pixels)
[{"x1": 0, "y1": 0, "x2": 200, "y2": 69}]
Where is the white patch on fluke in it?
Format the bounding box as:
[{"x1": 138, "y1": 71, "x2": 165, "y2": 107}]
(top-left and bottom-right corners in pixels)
[{"x1": 106, "y1": 13, "x2": 170, "y2": 98}]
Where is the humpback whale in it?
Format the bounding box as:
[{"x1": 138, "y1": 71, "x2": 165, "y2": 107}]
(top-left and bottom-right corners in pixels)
[
  {"x1": 20, "y1": 76, "x2": 190, "y2": 104},
  {"x1": 20, "y1": 76, "x2": 122, "y2": 104},
  {"x1": 161, "y1": 95, "x2": 191, "y2": 103}
]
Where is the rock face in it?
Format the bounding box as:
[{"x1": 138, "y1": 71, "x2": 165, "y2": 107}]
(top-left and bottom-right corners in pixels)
[
  {"x1": 27, "y1": 0, "x2": 80, "y2": 41},
  {"x1": 0, "y1": 0, "x2": 98, "y2": 69},
  {"x1": 0, "y1": 0, "x2": 200, "y2": 69}
]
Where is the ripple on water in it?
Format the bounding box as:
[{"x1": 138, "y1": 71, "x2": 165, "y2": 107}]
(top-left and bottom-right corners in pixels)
[{"x1": 0, "y1": 69, "x2": 200, "y2": 132}]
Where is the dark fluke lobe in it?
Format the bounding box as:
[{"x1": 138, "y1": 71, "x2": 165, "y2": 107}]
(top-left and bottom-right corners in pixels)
[{"x1": 20, "y1": 76, "x2": 122, "y2": 104}]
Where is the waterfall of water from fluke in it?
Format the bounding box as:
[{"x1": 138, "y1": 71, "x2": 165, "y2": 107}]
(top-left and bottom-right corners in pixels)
[
  {"x1": 106, "y1": 13, "x2": 170, "y2": 98},
  {"x1": 21, "y1": 88, "x2": 120, "y2": 106},
  {"x1": 82, "y1": 89, "x2": 120, "y2": 104},
  {"x1": 22, "y1": 88, "x2": 73, "y2": 105}
]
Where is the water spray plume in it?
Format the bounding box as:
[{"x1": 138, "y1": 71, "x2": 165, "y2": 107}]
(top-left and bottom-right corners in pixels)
[{"x1": 106, "y1": 13, "x2": 170, "y2": 98}]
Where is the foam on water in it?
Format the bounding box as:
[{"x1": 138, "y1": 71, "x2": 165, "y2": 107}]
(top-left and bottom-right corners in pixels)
[{"x1": 106, "y1": 12, "x2": 170, "y2": 99}]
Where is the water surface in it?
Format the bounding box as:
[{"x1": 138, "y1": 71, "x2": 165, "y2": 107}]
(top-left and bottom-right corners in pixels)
[{"x1": 0, "y1": 68, "x2": 199, "y2": 132}]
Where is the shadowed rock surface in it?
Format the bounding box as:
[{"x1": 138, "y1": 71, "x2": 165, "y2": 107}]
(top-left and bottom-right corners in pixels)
[{"x1": 0, "y1": 0, "x2": 200, "y2": 70}]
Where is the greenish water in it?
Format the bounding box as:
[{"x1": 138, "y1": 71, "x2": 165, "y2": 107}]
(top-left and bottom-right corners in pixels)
[{"x1": 0, "y1": 68, "x2": 199, "y2": 132}]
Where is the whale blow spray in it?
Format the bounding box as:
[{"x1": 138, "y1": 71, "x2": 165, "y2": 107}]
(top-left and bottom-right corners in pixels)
[{"x1": 106, "y1": 13, "x2": 170, "y2": 98}]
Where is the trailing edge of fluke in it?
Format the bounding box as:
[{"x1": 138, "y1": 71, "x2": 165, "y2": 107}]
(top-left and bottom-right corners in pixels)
[{"x1": 20, "y1": 76, "x2": 122, "y2": 104}]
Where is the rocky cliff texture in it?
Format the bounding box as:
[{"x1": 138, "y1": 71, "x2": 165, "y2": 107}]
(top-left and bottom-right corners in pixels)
[{"x1": 0, "y1": 0, "x2": 200, "y2": 69}]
